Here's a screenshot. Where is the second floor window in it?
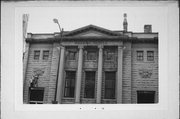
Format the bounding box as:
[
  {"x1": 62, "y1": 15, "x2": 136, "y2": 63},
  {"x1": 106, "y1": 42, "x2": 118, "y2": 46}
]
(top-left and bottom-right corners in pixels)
[
  {"x1": 137, "y1": 51, "x2": 144, "y2": 61},
  {"x1": 43, "y1": 50, "x2": 49, "y2": 60},
  {"x1": 34, "y1": 50, "x2": 40, "y2": 60},
  {"x1": 104, "y1": 49, "x2": 115, "y2": 61},
  {"x1": 67, "y1": 51, "x2": 77, "y2": 60},
  {"x1": 87, "y1": 51, "x2": 97, "y2": 60},
  {"x1": 147, "y1": 51, "x2": 154, "y2": 61}
]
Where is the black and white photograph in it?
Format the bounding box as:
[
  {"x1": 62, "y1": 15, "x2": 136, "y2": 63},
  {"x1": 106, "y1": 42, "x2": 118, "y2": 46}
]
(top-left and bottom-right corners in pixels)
[
  {"x1": 23, "y1": 11, "x2": 159, "y2": 104},
  {"x1": 1, "y1": 1, "x2": 179, "y2": 119}
]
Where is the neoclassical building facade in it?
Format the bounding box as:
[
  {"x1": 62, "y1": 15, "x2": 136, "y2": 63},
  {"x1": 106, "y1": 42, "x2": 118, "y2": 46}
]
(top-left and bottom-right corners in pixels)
[{"x1": 23, "y1": 18, "x2": 158, "y2": 104}]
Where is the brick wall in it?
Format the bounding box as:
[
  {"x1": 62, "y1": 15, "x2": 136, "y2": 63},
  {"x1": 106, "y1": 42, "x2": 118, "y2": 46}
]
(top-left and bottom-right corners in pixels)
[
  {"x1": 23, "y1": 43, "x2": 53, "y2": 103},
  {"x1": 131, "y1": 43, "x2": 158, "y2": 103}
]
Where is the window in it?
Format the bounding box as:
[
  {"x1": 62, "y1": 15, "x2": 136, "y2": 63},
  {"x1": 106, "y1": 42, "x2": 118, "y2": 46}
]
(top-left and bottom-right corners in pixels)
[
  {"x1": 34, "y1": 50, "x2": 40, "y2": 60},
  {"x1": 147, "y1": 51, "x2": 154, "y2": 61},
  {"x1": 84, "y1": 71, "x2": 96, "y2": 98},
  {"x1": 43, "y1": 50, "x2": 49, "y2": 60},
  {"x1": 64, "y1": 71, "x2": 76, "y2": 98},
  {"x1": 104, "y1": 72, "x2": 116, "y2": 99},
  {"x1": 29, "y1": 87, "x2": 44, "y2": 104},
  {"x1": 137, "y1": 51, "x2": 144, "y2": 61},
  {"x1": 67, "y1": 50, "x2": 77, "y2": 60},
  {"x1": 87, "y1": 51, "x2": 97, "y2": 60},
  {"x1": 137, "y1": 91, "x2": 155, "y2": 103},
  {"x1": 104, "y1": 49, "x2": 115, "y2": 61}
]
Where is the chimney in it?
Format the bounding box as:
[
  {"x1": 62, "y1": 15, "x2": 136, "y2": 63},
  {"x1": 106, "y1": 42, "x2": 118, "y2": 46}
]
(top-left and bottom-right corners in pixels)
[
  {"x1": 144, "y1": 25, "x2": 152, "y2": 33},
  {"x1": 123, "y1": 13, "x2": 128, "y2": 32}
]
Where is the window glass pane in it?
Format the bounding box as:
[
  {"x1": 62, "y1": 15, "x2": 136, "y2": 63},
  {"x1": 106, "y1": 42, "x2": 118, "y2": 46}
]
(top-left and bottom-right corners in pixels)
[
  {"x1": 137, "y1": 51, "x2": 144, "y2": 61},
  {"x1": 105, "y1": 49, "x2": 115, "y2": 61},
  {"x1": 68, "y1": 51, "x2": 76, "y2": 60},
  {"x1": 84, "y1": 71, "x2": 95, "y2": 98},
  {"x1": 147, "y1": 51, "x2": 154, "y2": 61},
  {"x1": 29, "y1": 87, "x2": 44, "y2": 104},
  {"x1": 43, "y1": 50, "x2": 49, "y2": 60},
  {"x1": 105, "y1": 72, "x2": 116, "y2": 99},
  {"x1": 64, "y1": 71, "x2": 76, "y2": 97},
  {"x1": 34, "y1": 50, "x2": 40, "y2": 60},
  {"x1": 87, "y1": 51, "x2": 96, "y2": 60}
]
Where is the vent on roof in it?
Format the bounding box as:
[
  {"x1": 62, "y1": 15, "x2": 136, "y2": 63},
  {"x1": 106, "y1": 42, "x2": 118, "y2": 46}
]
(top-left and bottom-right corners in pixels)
[{"x1": 144, "y1": 25, "x2": 152, "y2": 33}]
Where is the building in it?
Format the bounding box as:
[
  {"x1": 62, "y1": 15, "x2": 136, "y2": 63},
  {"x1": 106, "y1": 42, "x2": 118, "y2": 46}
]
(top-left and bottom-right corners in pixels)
[{"x1": 23, "y1": 14, "x2": 158, "y2": 104}]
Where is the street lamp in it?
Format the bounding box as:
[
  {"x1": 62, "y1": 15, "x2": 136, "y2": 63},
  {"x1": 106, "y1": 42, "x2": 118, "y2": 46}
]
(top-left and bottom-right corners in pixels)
[{"x1": 52, "y1": 18, "x2": 63, "y2": 104}]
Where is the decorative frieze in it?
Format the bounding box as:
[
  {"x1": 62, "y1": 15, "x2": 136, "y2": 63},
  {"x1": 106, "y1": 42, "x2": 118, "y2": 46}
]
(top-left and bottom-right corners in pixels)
[{"x1": 139, "y1": 69, "x2": 152, "y2": 78}]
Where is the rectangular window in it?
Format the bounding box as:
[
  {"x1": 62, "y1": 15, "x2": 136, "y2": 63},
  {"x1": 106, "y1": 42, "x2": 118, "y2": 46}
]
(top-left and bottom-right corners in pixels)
[
  {"x1": 43, "y1": 50, "x2": 49, "y2": 60},
  {"x1": 147, "y1": 51, "x2": 154, "y2": 61},
  {"x1": 29, "y1": 87, "x2": 44, "y2": 104},
  {"x1": 64, "y1": 71, "x2": 76, "y2": 98},
  {"x1": 137, "y1": 51, "x2": 144, "y2": 61},
  {"x1": 137, "y1": 91, "x2": 155, "y2": 103},
  {"x1": 105, "y1": 72, "x2": 116, "y2": 99},
  {"x1": 87, "y1": 51, "x2": 97, "y2": 60},
  {"x1": 84, "y1": 71, "x2": 96, "y2": 98},
  {"x1": 104, "y1": 49, "x2": 115, "y2": 61},
  {"x1": 34, "y1": 50, "x2": 40, "y2": 60},
  {"x1": 68, "y1": 50, "x2": 77, "y2": 60}
]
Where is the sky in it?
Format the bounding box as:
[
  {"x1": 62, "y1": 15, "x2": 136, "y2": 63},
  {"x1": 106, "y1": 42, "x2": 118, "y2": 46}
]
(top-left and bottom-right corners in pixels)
[{"x1": 26, "y1": 6, "x2": 166, "y2": 33}]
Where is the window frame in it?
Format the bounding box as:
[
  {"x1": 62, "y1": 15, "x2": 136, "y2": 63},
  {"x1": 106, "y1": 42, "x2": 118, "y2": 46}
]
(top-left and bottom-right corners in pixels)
[
  {"x1": 86, "y1": 50, "x2": 97, "y2": 61},
  {"x1": 34, "y1": 50, "x2": 40, "y2": 60},
  {"x1": 84, "y1": 71, "x2": 96, "y2": 98},
  {"x1": 104, "y1": 49, "x2": 115, "y2": 61},
  {"x1": 147, "y1": 51, "x2": 154, "y2": 61},
  {"x1": 136, "y1": 51, "x2": 144, "y2": 61},
  {"x1": 28, "y1": 87, "x2": 44, "y2": 104},
  {"x1": 104, "y1": 71, "x2": 116, "y2": 99},
  {"x1": 67, "y1": 50, "x2": 77, "y2": 60},
  {"x1": 64, "y1": 71, "x2": 76, "y2": 98},
  {"x1": 42, "y1": 50, "x2": 49, "y2": 60}
]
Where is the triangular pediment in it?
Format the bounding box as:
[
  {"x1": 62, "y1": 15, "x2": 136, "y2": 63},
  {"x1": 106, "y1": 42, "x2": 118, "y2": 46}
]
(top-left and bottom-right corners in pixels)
[{"x1": 64, "y1": 24, "x2": 120, "y2": 37}]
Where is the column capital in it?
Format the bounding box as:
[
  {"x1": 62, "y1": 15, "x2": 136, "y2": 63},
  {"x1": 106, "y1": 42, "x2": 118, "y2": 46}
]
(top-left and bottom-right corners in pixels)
[
  {"x1": 78, "y1": 45, "x2": 84, "y2": 49},
  {"x1": 118, "y1": 45, "x2": 124, "y2": 49},
  {"x1": 98, "y1": 45, "x2": 104, "y2": 49},
  {"x1": 57, "y1": 45, "x2": 65, "y2": 50}
]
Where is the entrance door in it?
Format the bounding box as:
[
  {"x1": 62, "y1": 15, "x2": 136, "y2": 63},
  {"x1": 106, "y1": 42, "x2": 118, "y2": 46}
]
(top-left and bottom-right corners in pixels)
[{"x1": 137, "y1": 91, "x2": 155, "y2": 103}]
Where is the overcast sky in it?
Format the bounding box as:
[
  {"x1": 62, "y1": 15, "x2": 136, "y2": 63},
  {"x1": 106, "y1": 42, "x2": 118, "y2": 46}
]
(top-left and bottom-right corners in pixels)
[{"x1": 26, "y1": 6, "x2": 166, "y2": 33}]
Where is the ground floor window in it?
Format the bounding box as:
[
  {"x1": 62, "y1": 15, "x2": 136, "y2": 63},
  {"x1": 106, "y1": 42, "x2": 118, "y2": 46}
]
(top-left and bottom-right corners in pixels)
[
  {"x1": 29, "y1": 87, "x2": 44, "y2": 104},
  {"x1": 84, "y1": 71, "x2": 96, "y2": 98},
  {"x1": 104, "y1": 71, "x2": 116, "y2": 99},
  {"x1": 137, "y1": 91, "x2": 155, "y2": 103},
  {"x1": 64, "y1": 71, "x2": 76, "y2": 98}
]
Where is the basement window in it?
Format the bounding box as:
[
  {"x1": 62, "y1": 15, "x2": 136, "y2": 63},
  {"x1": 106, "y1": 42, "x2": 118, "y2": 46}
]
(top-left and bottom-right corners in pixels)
[
  {"x1": 137, "y1": 91, "x2": 155, "y2": 103},
  {"x1": 29, "y1": 87, "x2": 44, "y2": 104}
]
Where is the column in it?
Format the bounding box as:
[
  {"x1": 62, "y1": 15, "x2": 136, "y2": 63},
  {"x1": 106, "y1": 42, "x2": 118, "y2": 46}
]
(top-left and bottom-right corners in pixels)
[
  {"x1": 96, "y1": 45, "x2": 103, "y2": 103},
  {"x1": 117, "y1": 46, "x2": 123, "y2": 103},
  {"x1": 56, "y1": 46, "x2": 65, "y2": 104},
  {"x1": 75, "y1": 45, "x2": 84, "y2": 103}
]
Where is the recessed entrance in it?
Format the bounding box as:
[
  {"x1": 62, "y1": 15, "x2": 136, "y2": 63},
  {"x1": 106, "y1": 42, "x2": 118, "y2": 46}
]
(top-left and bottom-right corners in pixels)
[{"x1": 137, "y1": 91, "x2": 155, "y2": 103}]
